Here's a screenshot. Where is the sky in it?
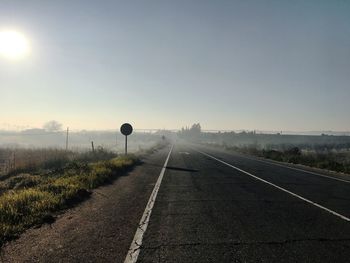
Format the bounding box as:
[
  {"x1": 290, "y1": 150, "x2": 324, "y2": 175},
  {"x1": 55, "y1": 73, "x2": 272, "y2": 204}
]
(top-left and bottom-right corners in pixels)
[{"x1": 0, "y1": 0, "x2": 349, "y2": 131}]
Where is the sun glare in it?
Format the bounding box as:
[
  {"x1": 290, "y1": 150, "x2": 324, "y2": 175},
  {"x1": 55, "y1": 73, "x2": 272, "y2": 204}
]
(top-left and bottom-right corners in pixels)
[{"x1": 0, "y1": 30, "x2": 30, "y2": 60}]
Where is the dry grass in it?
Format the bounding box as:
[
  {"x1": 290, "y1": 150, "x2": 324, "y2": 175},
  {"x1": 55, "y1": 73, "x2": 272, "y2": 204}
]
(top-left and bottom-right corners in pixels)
[
  {"x1": 0, "y1": 155, "x2": 139, "y2": 246},
  {"x1": 0, "y1": 148, "x2": 117, "y2": 177}
]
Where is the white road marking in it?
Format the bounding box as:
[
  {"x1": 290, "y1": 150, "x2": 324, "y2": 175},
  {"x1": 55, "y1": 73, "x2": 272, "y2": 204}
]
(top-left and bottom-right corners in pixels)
[
  {"x1": 124, "y1": 145, "x2": 174, "y2": 263},
  {"x1": 253, "y1": 156, "x2": 350, "y2": 183},
  {"x1": 196, "y1": 149, "x2": 350, "y2": 222},
  {"x1": 179, "y1": 151, "x2": 190, "y2": 155}
]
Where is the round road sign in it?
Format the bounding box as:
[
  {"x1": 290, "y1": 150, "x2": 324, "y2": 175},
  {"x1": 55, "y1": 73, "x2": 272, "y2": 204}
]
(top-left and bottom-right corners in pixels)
[{"x1": 120, "y1": 123, "x2": 133, "y2": 136}]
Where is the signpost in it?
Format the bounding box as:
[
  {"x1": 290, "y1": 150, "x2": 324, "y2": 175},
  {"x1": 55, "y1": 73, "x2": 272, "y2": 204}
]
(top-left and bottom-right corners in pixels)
[{"x1": 120, "y1": 123, "x2": 133, "y2": 155}]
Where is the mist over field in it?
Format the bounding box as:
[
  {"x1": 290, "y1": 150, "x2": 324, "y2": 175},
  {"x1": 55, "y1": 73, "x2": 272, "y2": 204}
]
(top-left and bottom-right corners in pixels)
[{"x1": 0, "y1": 129, "x2": 166, "y2": 152}]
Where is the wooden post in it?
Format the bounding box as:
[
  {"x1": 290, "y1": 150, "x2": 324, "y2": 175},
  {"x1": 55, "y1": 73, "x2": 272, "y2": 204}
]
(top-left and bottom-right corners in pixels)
[
  {"x1": 66, "y1": 127, "x2": 69, "y2": 151},
  {"x1": 13, "y1": 152, "x2": 16, "y2": 170},
  {"x1": 91, "y1": 141, "x2": 95, "y2": 153}
]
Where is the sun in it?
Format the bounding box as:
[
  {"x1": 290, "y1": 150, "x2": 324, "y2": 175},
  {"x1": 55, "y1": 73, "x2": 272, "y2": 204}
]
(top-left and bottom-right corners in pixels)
[{"x1": 0, "y1": 30, "x2": 30, "y2": 60}]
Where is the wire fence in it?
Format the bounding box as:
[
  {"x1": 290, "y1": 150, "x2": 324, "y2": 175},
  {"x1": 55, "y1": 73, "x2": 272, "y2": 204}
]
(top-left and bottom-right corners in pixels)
[
  {"x1": 0, "y1": 153, "x2": 14, "y2": 175},
  {"x1": 0, "y1": 130, "x2": 168, "y2": 175},
  {"x1": 0, "y1": 130, "x2": 162, "y2": 150}
]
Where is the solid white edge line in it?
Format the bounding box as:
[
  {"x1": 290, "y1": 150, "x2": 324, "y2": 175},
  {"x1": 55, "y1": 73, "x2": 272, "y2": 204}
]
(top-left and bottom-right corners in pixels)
[
  {"x1": 196, "y1": 149, "x2": 350, "y2": 222},
  {"x1": 124, "y1": 145, "x2": 174, "y2": 263},
  {"x1": 239, "y1": 153, "x2": 350, "y2": 184}
]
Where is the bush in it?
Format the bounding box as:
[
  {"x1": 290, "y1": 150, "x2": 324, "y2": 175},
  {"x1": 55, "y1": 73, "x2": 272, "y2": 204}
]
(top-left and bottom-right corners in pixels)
[
  {"x1": 262, "y1": 150, "x2": 284, "y2": 162},
  {"x1": 5, "y1": 174, "x2": 43, "y2": 190}
]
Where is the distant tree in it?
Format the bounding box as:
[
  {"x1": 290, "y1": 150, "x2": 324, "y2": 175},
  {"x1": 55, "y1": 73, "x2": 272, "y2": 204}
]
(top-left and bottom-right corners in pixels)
[
  {"x1": 178, "y1": 123, "x2": 202, "y2": 140},
  {"x1": 43, "y1": 121, "x2": 63, "y2": 132},
  {"x1": 190, "y1": 123, "x2": 201, "y2": 134}
]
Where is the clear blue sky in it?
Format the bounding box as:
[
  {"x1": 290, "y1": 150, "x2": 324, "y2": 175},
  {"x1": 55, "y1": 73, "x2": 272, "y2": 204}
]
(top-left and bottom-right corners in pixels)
[{"x1": 1, "y1": 0, "x2": 349, "y2": 131}]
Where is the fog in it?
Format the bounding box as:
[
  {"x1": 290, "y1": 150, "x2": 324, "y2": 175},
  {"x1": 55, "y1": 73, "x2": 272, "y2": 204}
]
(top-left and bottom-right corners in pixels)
[{"x1": 0, "y1": 129, "x2": 170, "y2": 153}]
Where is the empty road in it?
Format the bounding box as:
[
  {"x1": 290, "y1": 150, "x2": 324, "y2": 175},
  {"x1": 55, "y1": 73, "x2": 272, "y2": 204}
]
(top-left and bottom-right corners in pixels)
[{"x1": 3, "y1": 144, "x2": 350, "y2": 262}]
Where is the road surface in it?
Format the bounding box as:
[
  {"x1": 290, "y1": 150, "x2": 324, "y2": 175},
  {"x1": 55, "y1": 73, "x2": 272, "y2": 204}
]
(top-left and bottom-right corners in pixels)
[{"x1": 3, "y1": 144, "x2": 350, "y2": 262}]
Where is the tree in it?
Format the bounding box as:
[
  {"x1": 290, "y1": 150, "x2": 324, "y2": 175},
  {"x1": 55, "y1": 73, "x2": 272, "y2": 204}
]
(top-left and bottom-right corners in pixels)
[
  {"x1": 43, "y1": 120, "x2": 63, "y2": 132},
  {"x1": 178, "y1": 123, "x2": 202, "y2": 139},
  {"x1": 190, "y1": 123, "x2": 201, "y2": 134}
]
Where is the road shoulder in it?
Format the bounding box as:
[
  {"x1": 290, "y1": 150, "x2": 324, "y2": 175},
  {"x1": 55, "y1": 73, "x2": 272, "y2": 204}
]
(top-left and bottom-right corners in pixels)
[{"x1": 1, "y1": 146, "x2": 171, "y2": 263}]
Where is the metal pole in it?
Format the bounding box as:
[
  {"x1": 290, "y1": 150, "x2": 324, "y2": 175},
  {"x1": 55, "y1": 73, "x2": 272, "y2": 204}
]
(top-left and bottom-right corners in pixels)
[{"x1": 125, "y1": 135, "x2": 128, "y2": 155}]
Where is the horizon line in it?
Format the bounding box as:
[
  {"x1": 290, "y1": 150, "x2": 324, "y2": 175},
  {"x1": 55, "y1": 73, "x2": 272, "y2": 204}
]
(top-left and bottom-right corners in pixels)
[{"x1": 0, "y1": 128, "x2": 350, "y2": 135}]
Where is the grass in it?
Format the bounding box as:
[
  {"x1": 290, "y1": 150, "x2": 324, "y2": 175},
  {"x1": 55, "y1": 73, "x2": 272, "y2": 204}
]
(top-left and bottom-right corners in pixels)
[
  {"x1": 0, "y1": 154, "x2": 139, "y2": 246},
  {"x1": 0, "y1": 147, "x2": 118, "y2": 179},
  {"x1": 0, "y1": 140, "x2": 169, "y2": 246}
]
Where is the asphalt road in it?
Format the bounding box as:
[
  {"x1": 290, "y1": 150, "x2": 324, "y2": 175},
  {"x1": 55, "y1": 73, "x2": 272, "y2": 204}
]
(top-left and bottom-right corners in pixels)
[
  {"x1": 3, "y1": 143, "x2": 350, "y2": 262},
  {"x1": 136, "y1": 144, "x2": 350, "y2": 262}
]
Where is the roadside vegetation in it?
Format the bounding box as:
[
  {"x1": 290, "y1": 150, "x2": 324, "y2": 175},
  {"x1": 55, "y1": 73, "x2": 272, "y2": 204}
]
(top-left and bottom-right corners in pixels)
[
  {"x1": 178, "y1": 123, "x2": 350, "y2": 175},
  {"x1": 214, "y1": 144, "x2": 350, "y2": 175},
  {"x1": 0, "y1": 141, "x2": 168, "y2": 246}
]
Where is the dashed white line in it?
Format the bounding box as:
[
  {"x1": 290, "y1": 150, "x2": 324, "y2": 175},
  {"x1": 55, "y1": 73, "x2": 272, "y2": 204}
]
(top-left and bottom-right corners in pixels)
[
  {"x1": 124, "y1": 145, "x2": 173, "y2": 263},
  {"x1": 196, "y1": 149, "x2": 350, "y2": 222}
]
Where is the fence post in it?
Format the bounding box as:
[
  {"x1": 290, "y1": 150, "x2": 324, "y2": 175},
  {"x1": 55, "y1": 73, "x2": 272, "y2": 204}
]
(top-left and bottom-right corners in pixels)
[
  {"x1": 13, "y1": 151, "x2": 16, "y2": 170},
  {"x1": 66, "y1": 127, "x2": 69, "y2": 151},
  {"x1": 91, "y1": 141, "x2": 95, "y2": 153}
]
